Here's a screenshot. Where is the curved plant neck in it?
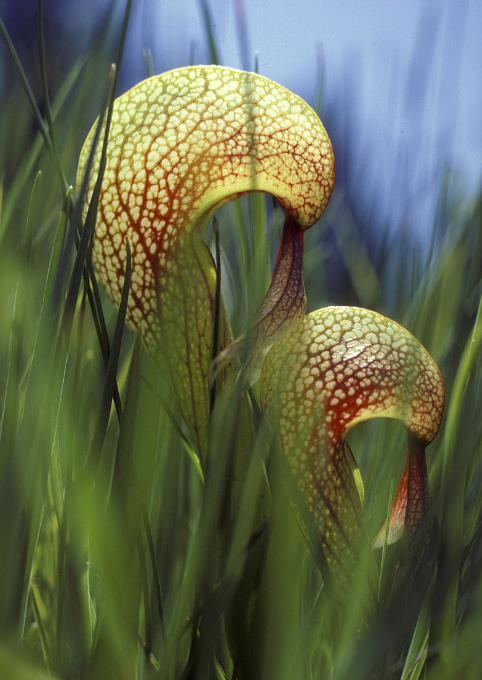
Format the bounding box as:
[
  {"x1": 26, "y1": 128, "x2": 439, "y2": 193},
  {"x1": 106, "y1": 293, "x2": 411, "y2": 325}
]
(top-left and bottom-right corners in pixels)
[
  {"x1": 214, "y1": 214, "x2": 306, "y2": 380},
  {"x1": 255, "y1": 214, "x2": 306, "y2": 344}
]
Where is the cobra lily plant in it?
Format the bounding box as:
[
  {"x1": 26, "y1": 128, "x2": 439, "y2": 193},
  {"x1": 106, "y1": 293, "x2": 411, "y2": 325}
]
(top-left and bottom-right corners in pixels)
[
  {"x1": 261, "y1": 306, "x2": 444, "y2": 594},
  {"x1": 78, "y1": 65, "x2": 334, "y2": 455},
  {"x1": 78, "y1": 65, "x2": 444, "y2": 594}
]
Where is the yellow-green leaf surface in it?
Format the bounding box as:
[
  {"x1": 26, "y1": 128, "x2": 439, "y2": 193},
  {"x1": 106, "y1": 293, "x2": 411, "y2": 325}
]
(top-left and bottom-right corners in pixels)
[
  {"x1": 77, "y1": 65, "x2": 334, "y2": 350},
  {"x1": 77, "y1": 66, "x2": 334, "y2": 451},
  {"x1": 261, "y1": 306, "x2": 445, "y2": 590}
]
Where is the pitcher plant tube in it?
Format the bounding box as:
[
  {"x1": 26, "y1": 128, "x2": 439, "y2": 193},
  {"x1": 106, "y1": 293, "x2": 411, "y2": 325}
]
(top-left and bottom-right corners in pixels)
[
  {"x1": 77, "y1": 65, "x2": 335, "y2": 454},
  {"x1": 261, "y1": 306, "x2": 445, "y2": 594},
  {"x1": 77, "y1": 66, "x2": 444, "y2": 597}
]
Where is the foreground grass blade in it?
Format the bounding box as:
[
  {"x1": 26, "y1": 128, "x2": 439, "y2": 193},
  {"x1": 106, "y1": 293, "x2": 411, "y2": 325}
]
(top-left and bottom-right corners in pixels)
[{"x1": 87, "y1": 240, "x2": 131, "y2": 469}]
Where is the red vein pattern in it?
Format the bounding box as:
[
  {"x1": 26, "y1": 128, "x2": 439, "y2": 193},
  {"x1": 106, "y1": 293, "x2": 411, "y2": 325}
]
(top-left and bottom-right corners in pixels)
[
  {"x1": 261, "y1": 306, "x2": 445, "y2": 588},
  {"x1": 77, "y1": 66, "x2": 334, "y2": 352}
]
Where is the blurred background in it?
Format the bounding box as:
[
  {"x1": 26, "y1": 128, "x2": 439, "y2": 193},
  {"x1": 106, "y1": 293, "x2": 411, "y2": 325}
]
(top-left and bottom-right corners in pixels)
[{"x1": 2, "y1": 0, "x2": 481, "y2": 246}]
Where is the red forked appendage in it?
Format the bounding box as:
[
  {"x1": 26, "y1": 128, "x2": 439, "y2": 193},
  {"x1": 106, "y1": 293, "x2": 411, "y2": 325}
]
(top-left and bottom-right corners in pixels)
[{"x1": 374, "y1": 434, "x2": 430, "y2": 547}]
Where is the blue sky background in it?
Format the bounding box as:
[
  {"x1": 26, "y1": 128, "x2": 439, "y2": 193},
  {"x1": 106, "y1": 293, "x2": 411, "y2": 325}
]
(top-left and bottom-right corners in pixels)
[
  {"x1": 121, "y1": 0, "x2": 481, "y2": 196},
  {"x1": 1, "y1": 0, "x2": 481, "y2": 242}
]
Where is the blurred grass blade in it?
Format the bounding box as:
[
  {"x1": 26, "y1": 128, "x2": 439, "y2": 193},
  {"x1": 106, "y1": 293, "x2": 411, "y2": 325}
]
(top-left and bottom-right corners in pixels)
[
  {"x1": 60, "y1": 63, "x2": 117, "y2": 341},
  {"x1": 0, "y1": 15, "x2": 51, "y2": 151},
  {"x1": 87, "y1": 239, "x2": 131, "y2": 469},
  {"x1": 199, "y1": 0, "x2": 220, "y2": 64},
  {"x1": 2, "y1": 57, "x2": 85, "y2": 227},
  {"x1": 36, "y1": 0, "x2": 67, "y2": 191},
  {"x1": 400, "y1": 605, "x2": 430, "y2": 680}
]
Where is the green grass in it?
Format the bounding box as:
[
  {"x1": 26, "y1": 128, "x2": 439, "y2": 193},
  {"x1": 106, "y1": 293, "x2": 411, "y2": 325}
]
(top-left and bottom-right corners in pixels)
[{"x1": 1, "y1": 5, "x2": 482, "y2": 679}]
